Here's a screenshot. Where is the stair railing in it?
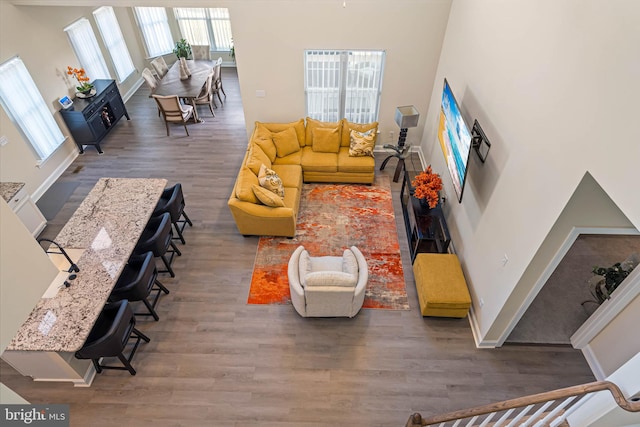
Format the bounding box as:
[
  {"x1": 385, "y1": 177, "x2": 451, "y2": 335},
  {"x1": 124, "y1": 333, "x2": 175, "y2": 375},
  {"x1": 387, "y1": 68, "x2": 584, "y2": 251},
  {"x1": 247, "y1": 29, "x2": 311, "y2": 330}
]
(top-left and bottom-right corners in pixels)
[{"x1": 406, "y1": 380, "x2": 640, "y2": 427}]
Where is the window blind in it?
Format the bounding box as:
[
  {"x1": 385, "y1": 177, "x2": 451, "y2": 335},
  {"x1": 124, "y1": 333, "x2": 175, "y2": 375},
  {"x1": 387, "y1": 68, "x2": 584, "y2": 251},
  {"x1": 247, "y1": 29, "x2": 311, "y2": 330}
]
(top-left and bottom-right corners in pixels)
[
  {"x1": 0, "y1": 57, "x2": 65, "y2": 160},
  {"x1": 134, "y1": 7, "x2": 174, "y2": 57},
  {"x1": 93, "y1": 6, "x2": 135, "y2": 83},
  {"x1": 64, "y1": 18, "x2": 111, "y2": 81},
  {"x1": 305, "y1": 50, "x2": 385, "y2": 123}
]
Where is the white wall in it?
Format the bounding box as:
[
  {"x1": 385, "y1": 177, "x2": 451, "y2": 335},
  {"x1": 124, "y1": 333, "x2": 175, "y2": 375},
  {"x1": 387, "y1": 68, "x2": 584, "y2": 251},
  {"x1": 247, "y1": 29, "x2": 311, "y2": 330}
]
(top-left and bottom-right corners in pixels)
[
  {"x1": 0, "y1": 3, "x2": 148, "y2": 199},
  {"x1": 420, "y1": 0, "x2": 640, "y2": 346},
  {"x1": 228, "y1": 0, "x2": 451, "y2": 143}
]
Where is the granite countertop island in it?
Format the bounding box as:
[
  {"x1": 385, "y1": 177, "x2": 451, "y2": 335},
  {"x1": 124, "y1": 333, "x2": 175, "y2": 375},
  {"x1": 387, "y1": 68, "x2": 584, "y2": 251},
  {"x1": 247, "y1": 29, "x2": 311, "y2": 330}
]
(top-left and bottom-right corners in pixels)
[
  {"x1": 7, "y1": 177, "x2": 167, "y2": 352},
  {"x1": 0, "y1": 182, "x2": 25, "y2": 203}
]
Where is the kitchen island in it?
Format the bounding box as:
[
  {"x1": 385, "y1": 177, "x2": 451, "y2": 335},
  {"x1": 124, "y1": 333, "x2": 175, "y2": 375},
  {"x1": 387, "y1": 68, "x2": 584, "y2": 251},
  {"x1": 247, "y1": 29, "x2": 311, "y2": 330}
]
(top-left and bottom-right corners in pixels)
[{"x1": 2, "y1": 178, "x2": 167, "y2": 386}]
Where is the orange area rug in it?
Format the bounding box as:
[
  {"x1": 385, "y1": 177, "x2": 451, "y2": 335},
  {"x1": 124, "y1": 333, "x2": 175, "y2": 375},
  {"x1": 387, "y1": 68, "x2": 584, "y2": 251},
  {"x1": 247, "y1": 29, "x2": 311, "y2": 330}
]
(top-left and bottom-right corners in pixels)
[{"x1": 248, "y1": 175, "x2": 409, "y2": 310}]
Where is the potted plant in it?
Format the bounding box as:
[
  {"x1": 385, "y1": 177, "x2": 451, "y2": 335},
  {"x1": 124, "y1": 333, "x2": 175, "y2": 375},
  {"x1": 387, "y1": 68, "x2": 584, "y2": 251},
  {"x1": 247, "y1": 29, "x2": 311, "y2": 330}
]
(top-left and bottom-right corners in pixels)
[
  {"x1": 173, "y1": 39, "x2": 192, "y2": 59},
  {"x1": 411, "y1": 166, "x2": 443, "y2": 209},
  {"x1": 590, "y1": 255, "x2": 638, "y2": 303},
  {"x1": 229, "y1": 38, "x2": 235, "y2": 62},
  {"x1": 66, "y1": 66, "x2": 93, "y2": 95}
]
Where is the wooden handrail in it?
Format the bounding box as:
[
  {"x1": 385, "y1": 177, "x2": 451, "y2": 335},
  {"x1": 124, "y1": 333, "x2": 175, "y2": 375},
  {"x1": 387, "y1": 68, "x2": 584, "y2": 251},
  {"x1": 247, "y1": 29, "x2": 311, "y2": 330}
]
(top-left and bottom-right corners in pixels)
[{"x1": 407, "y1": 380, "x2": 640, "y2": 426}]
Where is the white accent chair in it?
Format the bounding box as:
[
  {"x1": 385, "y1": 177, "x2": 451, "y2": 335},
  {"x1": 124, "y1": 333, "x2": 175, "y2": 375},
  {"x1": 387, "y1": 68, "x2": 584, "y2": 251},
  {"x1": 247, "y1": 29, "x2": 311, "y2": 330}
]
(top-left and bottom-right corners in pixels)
[{"x1": 288, "y1": 245, "x2": 368, "y2": 318}]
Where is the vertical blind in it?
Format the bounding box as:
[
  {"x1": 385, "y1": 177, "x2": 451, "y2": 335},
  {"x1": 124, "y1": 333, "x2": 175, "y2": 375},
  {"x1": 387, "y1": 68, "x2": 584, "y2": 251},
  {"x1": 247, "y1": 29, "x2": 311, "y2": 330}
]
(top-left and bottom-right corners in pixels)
[
  {"x1": 64, "y1": 18, "x2": 111, "y2": 81},
  {"x1": 305, "y1": 50, "x2": 385, "y2": 123},
  {"x1": 0, "y1": 57, "x2": 65, "y2": 160},
  {"x1": 134, "y1": 7, "x2": 174, "y2": 57},
  {"x1": 173, "y1": 8, "x2": 233, "y2": 51},
  {"x1": 93, "y1": 6, "x2": 135, "y2": 83}
]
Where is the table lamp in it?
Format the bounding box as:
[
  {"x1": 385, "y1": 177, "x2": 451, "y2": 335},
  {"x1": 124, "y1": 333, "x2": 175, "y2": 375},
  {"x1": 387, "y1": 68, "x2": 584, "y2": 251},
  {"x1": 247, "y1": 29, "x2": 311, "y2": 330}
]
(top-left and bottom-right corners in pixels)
[{"x1": 380, "y1": 105, "x2": 420, "y2": 182}]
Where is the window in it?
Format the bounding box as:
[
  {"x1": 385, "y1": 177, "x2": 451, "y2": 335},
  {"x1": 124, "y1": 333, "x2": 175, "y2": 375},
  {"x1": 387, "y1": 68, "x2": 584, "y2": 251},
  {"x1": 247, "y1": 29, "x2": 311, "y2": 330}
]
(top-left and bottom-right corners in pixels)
[
  {"x1": 0, "y1": 57, "x2": 65, "y2": 160},
  {"x1": 173, "y1": 8, "x2": 233, "y2": 51},
  {"x1": 64, "y1": 18, "x2": 111, "y2": 81},
  {"x1": 305, "y1": 50, "x2": 385, "y2": 123},
  {"x1": 93, "y1": 6, "x2": 135, "y2": 82},
  {"x1": 134, "y1": 7, "x2": 174, "y2": 57}
]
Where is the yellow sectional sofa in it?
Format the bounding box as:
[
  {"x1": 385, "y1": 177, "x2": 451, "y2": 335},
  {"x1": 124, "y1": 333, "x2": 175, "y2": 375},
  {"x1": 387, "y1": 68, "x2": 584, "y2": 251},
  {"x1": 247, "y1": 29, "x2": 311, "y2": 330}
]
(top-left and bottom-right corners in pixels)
[{"x1": 228, "y1": 118, "x2": 377, "y2": 237}]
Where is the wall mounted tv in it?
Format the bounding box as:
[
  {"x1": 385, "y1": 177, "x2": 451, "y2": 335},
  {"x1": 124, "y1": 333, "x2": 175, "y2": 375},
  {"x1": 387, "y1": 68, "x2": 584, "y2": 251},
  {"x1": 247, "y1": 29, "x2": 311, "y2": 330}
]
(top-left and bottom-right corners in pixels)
[{"x1": 438, "y1": 78, "x2": 472, "y2": 202}]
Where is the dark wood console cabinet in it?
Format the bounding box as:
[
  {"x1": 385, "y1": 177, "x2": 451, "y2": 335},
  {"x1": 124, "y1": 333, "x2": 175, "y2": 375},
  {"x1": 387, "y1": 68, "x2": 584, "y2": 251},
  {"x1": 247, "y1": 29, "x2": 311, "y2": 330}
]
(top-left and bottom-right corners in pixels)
[
  {"x1": 401, "y1": 170, "x2": 452, "y2": 263},
  {"x1": 60, "y1": 79, "x2": 130, "y2": 154}
]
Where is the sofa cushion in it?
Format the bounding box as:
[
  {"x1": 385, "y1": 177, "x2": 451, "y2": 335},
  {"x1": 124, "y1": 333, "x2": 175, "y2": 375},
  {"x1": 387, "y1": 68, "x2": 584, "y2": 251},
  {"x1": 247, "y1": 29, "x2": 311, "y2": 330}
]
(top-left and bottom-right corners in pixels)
[
  {"x1": 312, "y1": 127, "x2": 341, "y2": 153},
  {"x1": 341, "y1": 120, "x2": 378, "y2": 147},
  {"x1": 304, "y1": 271, "x2": 357, "y2": 288},
  {"x1": 252, "y1": 184, "x2": 285, "y2": 207},
  {"x1": 272, "y1": 149, "x2": 303, "y2": 166},
  {"x1": 235, "y1": 166, "x2": 260, "y2": 204},
  {"x1": 272, "y1": 127, "x2": 301, "y2": 158},
  {"x1": 349, "y1": 128, "x2": 376, "y2": 157},
  {"x1": 301, "y1": 147, "x2": 338, "y2": 173},
  {"x1": 245, "y1": 143, "x2": 271, "y2": 175},
  {"x1": 258, "y1": 164, "x2": 285, "y2": 198},
  {"x1": 337, "y1": 147, "x2": 375, "y2": 173},
  {"x1": 256, "y1": 119, "x2": 306, "y2": 147},
  {"x1": 271, "y1": 164, "x2": 303, "y2": 188},
  {"x1": 305, "y1": 117, "x2": 342, "y2": 148},
  {"x1": 252, "y1": 124, "x2": 277, "y2": 162}
]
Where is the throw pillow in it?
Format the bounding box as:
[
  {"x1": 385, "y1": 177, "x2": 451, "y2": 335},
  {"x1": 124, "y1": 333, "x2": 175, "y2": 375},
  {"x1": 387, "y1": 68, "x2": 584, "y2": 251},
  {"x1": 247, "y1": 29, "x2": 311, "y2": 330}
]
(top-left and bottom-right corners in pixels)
[
  {"x1": 245, "y1": 143, "x2": 272, "y2": 175},
  {"x1": 349, "y1": 129, "x2": 376, "y2": 157},
  {"x1": 272, "y1": 127, "x2": 301, "y2": 158},
  {"x1": 258, "y1": 164, "x2": 285, "y2": 198},
  {"x1": 312, "y1": 127, "x2": 341, "y2": 153},
  {"x1": 252, "y1": 184, "x2": 285, "y2": 207},
  {"x1": 253, "y1": 124, "x2": 277, "y2": 162},
  {"x1": 235, "y1": 166, "x2": 260, "y2": 204},
  {"x1": 305, "y1": 117, "x2": 342, "y2": 147},
  {"x1": 256, "y1": 119, "x2": 306, "y2": 147},
  {"x1": 341, "y1": 120, "x2": 378, "y2": 147}
]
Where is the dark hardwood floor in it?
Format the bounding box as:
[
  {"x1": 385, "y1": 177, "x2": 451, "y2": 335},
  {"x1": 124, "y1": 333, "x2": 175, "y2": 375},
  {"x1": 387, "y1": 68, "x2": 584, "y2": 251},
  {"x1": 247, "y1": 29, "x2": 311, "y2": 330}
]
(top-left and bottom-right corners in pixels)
[{"x1": 0, "y1": 68, "x2": 595, "y2": 426}]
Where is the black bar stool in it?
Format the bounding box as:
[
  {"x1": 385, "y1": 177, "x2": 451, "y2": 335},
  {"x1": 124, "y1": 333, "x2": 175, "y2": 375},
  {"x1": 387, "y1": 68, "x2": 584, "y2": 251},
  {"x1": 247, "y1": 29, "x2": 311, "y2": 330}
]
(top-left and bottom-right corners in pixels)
[
  {"x1": 153, "y1": 183, "x2": 193, "y2": 245},
  {"x1": 109, "y1": 252, "x2": 169, "y2": 321},
  {"x1": 75, "y1": 300, "x2": 150, "y2": 376},
  {"x1": 134, "y1": 212, "x2": 181, "y2": 277}
]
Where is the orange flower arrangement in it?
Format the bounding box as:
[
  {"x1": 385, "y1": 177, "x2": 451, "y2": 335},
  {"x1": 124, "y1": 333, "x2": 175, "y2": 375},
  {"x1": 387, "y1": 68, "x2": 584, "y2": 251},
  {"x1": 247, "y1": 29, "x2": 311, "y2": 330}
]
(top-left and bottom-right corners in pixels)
[
  {"x1": 411, "y1": 165, "x2": 443, "y2": 208},
  {"x1": 66, "y1": 66, "x2": 93, "y2": 93}
]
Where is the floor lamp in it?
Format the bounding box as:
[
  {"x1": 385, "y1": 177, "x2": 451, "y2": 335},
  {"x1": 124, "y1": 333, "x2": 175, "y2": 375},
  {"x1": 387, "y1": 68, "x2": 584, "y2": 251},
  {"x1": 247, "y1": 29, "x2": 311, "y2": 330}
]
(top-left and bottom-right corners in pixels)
[{"x1": 380, "y1": 105, "x2": 420, "y2": 182}]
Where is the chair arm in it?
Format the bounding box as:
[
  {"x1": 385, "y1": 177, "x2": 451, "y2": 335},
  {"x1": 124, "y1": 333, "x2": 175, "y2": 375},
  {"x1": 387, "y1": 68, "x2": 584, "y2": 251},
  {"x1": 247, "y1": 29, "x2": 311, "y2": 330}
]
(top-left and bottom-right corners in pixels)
[{"x1": 288, "y1": 246, "x2": 306, "y2": 316}]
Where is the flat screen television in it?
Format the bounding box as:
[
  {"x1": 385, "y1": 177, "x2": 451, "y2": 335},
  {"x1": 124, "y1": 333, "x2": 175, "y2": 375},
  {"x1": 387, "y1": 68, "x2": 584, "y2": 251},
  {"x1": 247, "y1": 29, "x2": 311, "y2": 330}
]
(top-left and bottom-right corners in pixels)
[{"x1": 438, "y1": 78, "x2": 472, "y2": 202}]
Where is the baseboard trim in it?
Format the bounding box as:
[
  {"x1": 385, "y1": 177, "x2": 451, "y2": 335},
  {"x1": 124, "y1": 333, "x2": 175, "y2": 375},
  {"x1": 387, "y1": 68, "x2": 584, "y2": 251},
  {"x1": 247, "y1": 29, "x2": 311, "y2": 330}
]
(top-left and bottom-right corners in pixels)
[
  {"x1": 581, "y1": 344, "x2": 606, "y2": 380},
  {"x1": 468, "y1": 305, "x2": 498, "y2": 348},
  {"x1": 122, "y1": 78, "x2": 144, "y2": 103},
  {"x1": 31, "y1": 148, "x2": 78, "y2": 202}
]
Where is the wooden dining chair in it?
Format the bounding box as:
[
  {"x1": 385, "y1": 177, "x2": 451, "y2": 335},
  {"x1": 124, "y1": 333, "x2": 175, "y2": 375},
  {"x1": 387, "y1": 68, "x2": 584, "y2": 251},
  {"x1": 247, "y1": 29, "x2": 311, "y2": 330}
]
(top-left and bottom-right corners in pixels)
[
  {"x1": 193, "y1": 73, "x2": 215, "y2": 117},
  {"x1": 211, "y1": 59, "x2": 224, "y2": 107},
  {"x1": 152, "y1": 95, "x2": 194, "y2": 136},
  {"x1": 150, "y1": 56, "x2": 169, "y2": 79},
  {"x1": 191, "y1": 44, "x2": 211, "y2": 60}
]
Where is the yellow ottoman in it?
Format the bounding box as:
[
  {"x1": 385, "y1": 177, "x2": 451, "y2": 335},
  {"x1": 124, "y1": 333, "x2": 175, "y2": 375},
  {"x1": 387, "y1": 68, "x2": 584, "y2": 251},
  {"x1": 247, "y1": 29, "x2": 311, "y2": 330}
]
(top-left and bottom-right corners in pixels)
[{"x1": 413, "y1": 253, "x2": 471, "y2": 318}]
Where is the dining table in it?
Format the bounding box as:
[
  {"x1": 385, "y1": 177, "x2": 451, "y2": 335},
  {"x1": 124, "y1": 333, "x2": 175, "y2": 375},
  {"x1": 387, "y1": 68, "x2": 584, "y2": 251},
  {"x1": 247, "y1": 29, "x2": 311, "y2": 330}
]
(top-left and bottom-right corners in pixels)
[{"x1": 154, "y1": 59, "x2": 216, "y2": 123}]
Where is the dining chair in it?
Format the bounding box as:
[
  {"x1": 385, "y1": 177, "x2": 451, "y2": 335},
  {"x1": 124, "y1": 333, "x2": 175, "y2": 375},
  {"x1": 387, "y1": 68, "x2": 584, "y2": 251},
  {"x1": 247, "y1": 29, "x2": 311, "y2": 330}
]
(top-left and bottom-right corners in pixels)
[
  {"x1": 211, "y1": 59, "x2": 224, "y2": 107},
  {"x1": 150, "y1": 56, "x2": 169, "y2": 79},
  {"x1": 152, "y1": 95, "x2": 194, "y2": 136},
  {"x1": 191, "y1": 44, "x2": 211, "y2": 60},
  {"x1": 213, "y1": 57, "x2": 226, "y2": 99},
  {"x1": 193, "y1": 73, "x2": 215, "y2": 117}
]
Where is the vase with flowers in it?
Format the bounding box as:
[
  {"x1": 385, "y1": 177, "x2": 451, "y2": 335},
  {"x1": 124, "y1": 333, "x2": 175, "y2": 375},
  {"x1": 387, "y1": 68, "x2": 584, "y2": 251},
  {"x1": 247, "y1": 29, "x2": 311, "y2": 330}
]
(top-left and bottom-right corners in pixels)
[
  {"x1": 411, "y1": 166, "x2": 443, "y2": 209},
  {"x1": 67, "y1": 66, "x2": 94, "y2": 96}
]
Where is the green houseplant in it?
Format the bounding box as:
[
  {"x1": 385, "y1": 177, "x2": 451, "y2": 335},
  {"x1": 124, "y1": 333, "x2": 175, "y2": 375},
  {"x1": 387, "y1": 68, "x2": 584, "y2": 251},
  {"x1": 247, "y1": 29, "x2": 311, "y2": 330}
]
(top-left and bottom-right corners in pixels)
[
  {"x1": 590, "y1": 256, "x2": 637, "y2": 303},
  {"x1": 173, "y1": 39, "x2": 192, "y2": 59}
]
